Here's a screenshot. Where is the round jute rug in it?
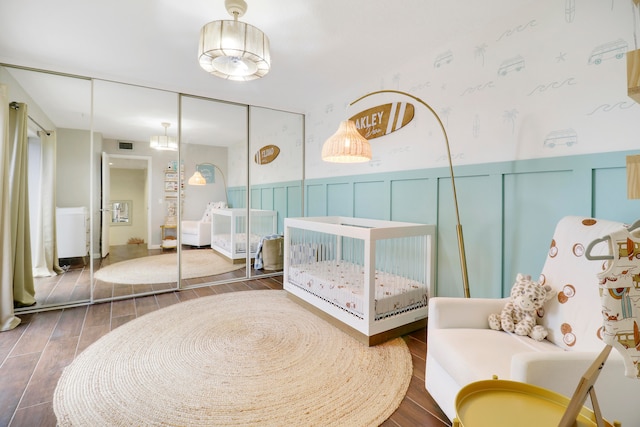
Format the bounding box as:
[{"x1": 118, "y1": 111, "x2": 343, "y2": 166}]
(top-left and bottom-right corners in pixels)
[
  {"x1": 94, "y1": 249, "x2": 243, "y2": 284},
  {"x1": 53, "y1": 290, "x2": 412, "y2": 427}
]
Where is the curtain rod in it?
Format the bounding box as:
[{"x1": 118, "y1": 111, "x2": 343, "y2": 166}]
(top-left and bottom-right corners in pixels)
[{"x1": 9, "y1": 101, "x2": 51, "y2": 136}]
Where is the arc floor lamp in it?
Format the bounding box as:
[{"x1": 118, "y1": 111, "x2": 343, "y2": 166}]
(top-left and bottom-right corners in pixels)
[
  {"x1": 188, "y1": 163, "x2": 229, "y2": 207},
  {"x1": 321, "y1": 89, "x2": 470, "y2": 298}
]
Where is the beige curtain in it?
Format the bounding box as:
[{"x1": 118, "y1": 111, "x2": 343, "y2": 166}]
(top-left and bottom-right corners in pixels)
[
  {"x1": 8, "y1": 102, "x2": 36, "y2": 308},
  {"x1": 32, "y1": 130, "x2": 62, "y2": 277},
  {"x1": 0, "y1": 86, "x2": 21, "y2": 331}
]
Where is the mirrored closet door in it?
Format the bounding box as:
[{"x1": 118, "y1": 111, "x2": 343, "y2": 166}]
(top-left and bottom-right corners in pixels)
[
  {"x1": 247, "y1": 106, "x2": 304, "y2": 278},
  {"x1": 92, "y1": 79, "x2": 179, "y2": 302},
  {"x1": 179, "y1": 95, "x2": 249, "y2": 287},
  {"x1": 2, "y1": 65, "x2": 93, "y2": 312},
  {"x1": 3, "y1": 63, "x2": 305, "y2": 312}
]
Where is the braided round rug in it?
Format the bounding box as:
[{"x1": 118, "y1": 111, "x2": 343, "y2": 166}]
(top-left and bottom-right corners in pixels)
[
  {"x1": 53, "y1": 290, "x2": 412, "y2": 426},
  {"x1": 94, "y1": 249, "x2": 243, "y2": 285}
]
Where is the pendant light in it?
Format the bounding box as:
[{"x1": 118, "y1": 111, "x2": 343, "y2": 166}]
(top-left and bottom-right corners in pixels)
[
  {"x1": 150, "y1": 122, "x2": 178, "y2": 151},
  {"x1": 321, "y1": 120, "x2": 372, "y2": 163},
  {"x1": 198, "y1": 0, "x2": 270, "y2": 81}
]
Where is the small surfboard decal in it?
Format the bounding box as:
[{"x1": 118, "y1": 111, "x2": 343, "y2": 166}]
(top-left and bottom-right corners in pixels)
[
  {"x1": 254, "y1": 144, "x2": 280, "y2": 164},
  {"x1": 349, "y1": 102, "x2": 415, "y2": 140}
]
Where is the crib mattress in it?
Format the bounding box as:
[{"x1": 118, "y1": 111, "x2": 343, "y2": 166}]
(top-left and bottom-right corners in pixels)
[
  {"x1": 211, "y1": 233, "x2": 262, "y2": 254},
  {"x1": 287, "y1": 260, "x2": 427, "y2": 320}
]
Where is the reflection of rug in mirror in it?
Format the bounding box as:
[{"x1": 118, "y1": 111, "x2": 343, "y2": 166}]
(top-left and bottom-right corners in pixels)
[
  {"x1": 54, "y1": 290, "x2": 411, "y2": 426},
  {"x1": 94, "y1": 249, "x2": 243, "y2": 284}
]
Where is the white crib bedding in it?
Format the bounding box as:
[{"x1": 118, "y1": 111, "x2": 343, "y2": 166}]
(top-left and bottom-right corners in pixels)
[
  {"x1": 211, "y1": 233, "x2": 263, "y2": 254},
  {"x1": 287, "y1": 260, "x2": 427, "y2": 320}
]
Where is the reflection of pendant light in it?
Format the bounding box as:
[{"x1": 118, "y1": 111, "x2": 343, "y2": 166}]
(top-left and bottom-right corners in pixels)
[
  {"x1": 198, "y1": 0, "x2": 270, "y2": 81},
  {"x1": 150, "y1": 122, "x2": 177, "y2": 151}
]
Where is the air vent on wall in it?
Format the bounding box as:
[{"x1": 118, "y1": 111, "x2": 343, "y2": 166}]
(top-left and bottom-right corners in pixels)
[{"x1": 118, "y1": 141, "x2": 134, "y2": 151}]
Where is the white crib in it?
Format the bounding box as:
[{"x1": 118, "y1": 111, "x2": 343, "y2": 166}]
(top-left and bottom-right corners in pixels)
[
  {"x1": 284, "y1": 216, "x2": 435, "y2": 345},
  {"x1": 210, "y1": 208, "x2": 277, "y2": 261}
]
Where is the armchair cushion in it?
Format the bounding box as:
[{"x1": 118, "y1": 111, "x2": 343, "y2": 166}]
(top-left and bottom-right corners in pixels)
[
  {"x1": 428, "y1": 327, "x2": 561, "y2": 386},
  {"x1": 182, "y1": 220, "x2": 210, "y2": 236},
  {"x1": 182, "y1": 201, "x2": 227, "y2": 247},
  {"x1": 427, "y1": 296, "x2": 508, "y2": 330},
  {"x1": 181, "y1": 220, "x2": 211, "y2": 247}
]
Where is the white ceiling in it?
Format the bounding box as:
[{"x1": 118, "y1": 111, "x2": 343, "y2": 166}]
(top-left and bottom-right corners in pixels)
[{"x1": 0, "y1": 0, "x2": 531, "y2": 145}]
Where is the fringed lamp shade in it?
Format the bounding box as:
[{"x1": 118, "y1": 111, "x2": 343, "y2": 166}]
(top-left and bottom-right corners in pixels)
[
  {"x1": 321, "y1": 120, "x2": 372, "y2": 163},
  {"x1": 198, "y1": 20, "x2": 270, "y2": 81},
  {"x1": 627, "y1": 155, "x2": 640, "y2": 199}
]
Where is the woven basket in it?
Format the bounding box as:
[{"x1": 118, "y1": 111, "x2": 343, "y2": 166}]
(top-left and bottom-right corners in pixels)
[{"x1": 262, "y1": 238, "x2": 284, "y2": 270}]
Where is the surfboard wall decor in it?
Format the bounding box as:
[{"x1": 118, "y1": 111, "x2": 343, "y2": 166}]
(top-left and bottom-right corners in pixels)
[
  {"x1": 349, "y1": 102, "x2": 415, "y2": 140},
  {"x1": 254, "y1": 144, "x2": 280, "y2": 164}
]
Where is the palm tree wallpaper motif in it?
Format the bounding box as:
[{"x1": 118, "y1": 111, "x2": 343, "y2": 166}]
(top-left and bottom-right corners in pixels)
[
  {"x1": 565, "y1": 0, "x2": 575, "y2": 23},
  {"x1": 474, "y1": 44, "x2": 488, "y2": 66},
  {"x1": 503, "y1": 109, "x2": 519, "y2": 134}
]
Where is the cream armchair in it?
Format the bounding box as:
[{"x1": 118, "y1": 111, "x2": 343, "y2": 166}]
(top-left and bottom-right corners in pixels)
[
  {"x1": 181, "y1": 201, "x2": 227, "y2": 247},
  {"x1": 426, "y1": 216, "x2": 640, "y2": 426}
]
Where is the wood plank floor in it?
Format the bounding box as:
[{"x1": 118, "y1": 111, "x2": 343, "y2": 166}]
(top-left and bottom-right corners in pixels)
[
  {"x1": 1, "y1": 276, "x2": 451, "y2": 427},
  {"x1": 25, "y1": 245, "x2": 276, "y2": 310}
]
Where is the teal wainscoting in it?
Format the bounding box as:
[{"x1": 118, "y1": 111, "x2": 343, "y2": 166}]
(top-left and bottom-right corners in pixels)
[
  {"x1": 304, "y1": 150, "x2": 640, "y2": 299},
  {"x1": 227, "y1": 187, "x2": 246, "y2": 210},
  {"x1": 228, "y1": 180, "x2": 303, "y2": 234}
]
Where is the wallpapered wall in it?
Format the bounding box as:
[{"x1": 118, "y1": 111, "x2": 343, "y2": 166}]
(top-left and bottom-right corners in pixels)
[
  {"x1": 293, "y1": 1, "x2": 640, "y2": 298},
  {"x1": 304, "y1": 1, "x2": 640, "y2": 179}
]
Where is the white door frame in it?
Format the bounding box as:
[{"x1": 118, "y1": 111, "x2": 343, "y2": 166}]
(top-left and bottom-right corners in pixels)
[{"x1": 101, "y1": 153, "x2": 153, "y2": 256}]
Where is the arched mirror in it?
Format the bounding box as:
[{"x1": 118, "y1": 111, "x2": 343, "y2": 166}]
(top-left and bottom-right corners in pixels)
[
  {"x1": 92, "y1": 80, "x2": 179, "y2": 301},
  {"x1": 179, "y1": 94, "x2": 248, "y2": 286},
  {"x1": 1, "y1": 65, "x2": 92, "y2": 311}
]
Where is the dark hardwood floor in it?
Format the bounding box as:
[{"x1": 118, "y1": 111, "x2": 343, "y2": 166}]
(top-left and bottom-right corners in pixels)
[
  {"x1": 24, "y1": 244, "x2": 276, "y2": 310},
  {"x1": 1, "y1": 277, "x2": 451, "y2": 427}
]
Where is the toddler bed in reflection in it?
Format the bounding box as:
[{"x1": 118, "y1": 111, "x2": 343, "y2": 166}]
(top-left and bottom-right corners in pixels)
[
  {"x1": 284, "y1": 216, "x2": 435, "y2": 345},
  {"x1": 210, "y1": 208, "x2": 277, "y2": 262}
]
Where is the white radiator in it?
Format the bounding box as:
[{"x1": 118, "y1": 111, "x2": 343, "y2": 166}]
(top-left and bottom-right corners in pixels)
[{"x1": 56, "y1": 206, "x2": 89, "y2": 259}]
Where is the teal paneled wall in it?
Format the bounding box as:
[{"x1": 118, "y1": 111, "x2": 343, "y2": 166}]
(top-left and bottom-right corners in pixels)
[
  {"x1": 594, "y1": 167, "x2": 634, "y2": 220},
  {"x1": 306, "y1": 184, "x2": 325, "y2": 217},
  {"x1": 439, "y1": 174, "x2": 503, "y2": 299},
  {"x1": 287, "y1": 186, "x2": 302, "y2": 218},
  {"x1": 304, "y1": 150, "x2": 640, "y2": 299},
  {"x1": 327, "y1": 182, "x2": 352, "y2": 216},
  {"x1": 236, "y1": 151, "x2": 639, "y2": 298},
  {"x1": 390, "y1": 178, "x2": 434, "y2": 223},
  {"x1": 228, "y1": 180, "x2": 303, "y2": 234},
  {"x1": 227, "y1": 187, "x2": 246, "y2": 209},
  {"x1": 502, "y1": 170, "x2": 579, "y2": 296},
  {"x1": 250, "y1": 188, "x2": 260, "y2": 209},
  {"x1": 354, "y1": 181, "x2": 386, "y2": 220},
  {"x1": 261, "y1": 188, "x2": 274, "y2": 210},
  {"x1": 274, "y1": 187, "x2": 286, "y2": 232}
]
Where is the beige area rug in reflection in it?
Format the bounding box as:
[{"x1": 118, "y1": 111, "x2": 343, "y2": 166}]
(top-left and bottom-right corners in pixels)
[
  {"x1": 93, "y1": 249, "x2": 243, "y2": 284},
  {"x1": 53, "y1": 290, "x2": 412, "y2": 427}
]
